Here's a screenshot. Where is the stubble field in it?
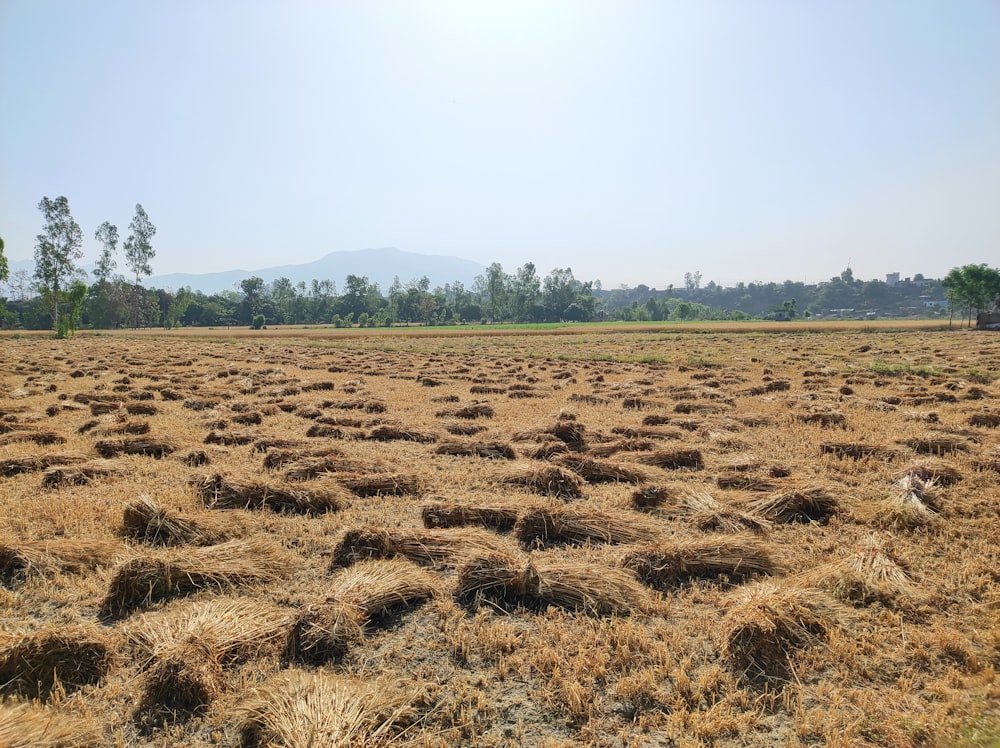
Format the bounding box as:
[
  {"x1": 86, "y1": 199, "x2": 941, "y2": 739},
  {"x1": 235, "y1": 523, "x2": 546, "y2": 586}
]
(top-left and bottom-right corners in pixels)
[{"x1": 1, "y1": 324, "x2": 998, "y2": 747}]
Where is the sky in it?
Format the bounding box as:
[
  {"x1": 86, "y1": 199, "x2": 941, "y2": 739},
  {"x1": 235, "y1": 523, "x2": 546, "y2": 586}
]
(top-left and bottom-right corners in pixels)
[{"x1": 2, "y1": 1, "x2": 999, "y2": 290}]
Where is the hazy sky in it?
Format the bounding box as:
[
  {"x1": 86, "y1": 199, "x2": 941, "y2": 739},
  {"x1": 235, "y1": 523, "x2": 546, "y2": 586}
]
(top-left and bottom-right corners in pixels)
[{"x1": 2, "y1": 1, "x2": 999, "y2": 289}]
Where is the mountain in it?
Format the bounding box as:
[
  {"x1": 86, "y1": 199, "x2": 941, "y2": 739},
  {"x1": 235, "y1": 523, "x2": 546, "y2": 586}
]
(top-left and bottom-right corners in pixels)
[{"x1": 145, "y1": 247, "x2": 487, "y2": 294}]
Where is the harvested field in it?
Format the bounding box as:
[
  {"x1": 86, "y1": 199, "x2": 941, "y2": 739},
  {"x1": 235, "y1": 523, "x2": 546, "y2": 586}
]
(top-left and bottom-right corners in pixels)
[{"x1": 1, "y1": 326, "x2": 998, "y2": 746}]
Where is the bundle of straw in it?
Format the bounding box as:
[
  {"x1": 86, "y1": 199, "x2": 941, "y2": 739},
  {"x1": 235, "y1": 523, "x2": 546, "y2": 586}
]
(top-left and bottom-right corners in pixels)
[
  {"x1": 0, "y1": 701, "x2": 97, "y2": 748},
  {"x1": 421, "y1": 502, "x2": 520, "y2": 531},
  {"x1": 799, "y1": 535, "x2": 917, "y2": 607},
  {"x1": 624, "y1": 535, "x2": 775, "y2": 589},
  {"x1": 501, "y1": 465, "x2": 585, "y2": 499},
  {"x1": 743, "y1": 486, "x2": 838, "y2": 524},
  {"x1": 331, "y1": 526, "x2": 511, "y2": 568},
  {"x1": 94, "y1": 437, "x2": 175, "y2": 458},
  {"x1": 554, "y1": 455, "x2": 650, "y2": 484},
  {"x1": 0, "y1": 624, "x2": 113, "y2": 699},
  {"x1": 434, "y1": 440, "x2": 517, "y2": 460},
  {"x1": 676, "y1": 490, "x2": 770, "y2": 533},
  {"x1": 41, "y1": 460, "x2": 124, "y2": 488},
  {"x1": 0, "y1": 450, "x2": 89, "y2": 478},
  {"x1": 195, "y1": 473, "x2": 350, "y2": 514},
  {"x1": 0, "y1": 538, "x2": 120, "y2": 583},
  {"x1": 120, "y1": 495, "x2": 246, "y2": 545},
  {"x1": 513, "y1": 506, "x2": 661, "y2": 548}
]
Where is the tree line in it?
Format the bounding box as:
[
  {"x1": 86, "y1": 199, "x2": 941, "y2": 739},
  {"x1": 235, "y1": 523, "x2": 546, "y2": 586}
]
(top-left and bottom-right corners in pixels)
[{"x1": 0, "y1": 195, "x2": 998, "y2": 333}]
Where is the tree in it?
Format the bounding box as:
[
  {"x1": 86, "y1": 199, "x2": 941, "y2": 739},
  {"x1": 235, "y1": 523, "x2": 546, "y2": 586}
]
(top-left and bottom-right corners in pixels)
[
  {"x1": 123, "y1": 204, "x2": 156, "y2": 327},
  {"x1": 93, "y1": 221, "x2": 118, "y2": 285},
  {"x1": 34, "y1": 196, "x2": 84, "y2": 335},
  {"x1": 0, "y1": 235, "x2": 8, "y2": 284}
]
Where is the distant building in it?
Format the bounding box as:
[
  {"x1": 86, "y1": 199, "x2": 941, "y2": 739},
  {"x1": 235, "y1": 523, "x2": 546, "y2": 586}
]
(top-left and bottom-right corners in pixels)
[{"x1": 886, "y1": 272, "x2": 900, "y2": 287}]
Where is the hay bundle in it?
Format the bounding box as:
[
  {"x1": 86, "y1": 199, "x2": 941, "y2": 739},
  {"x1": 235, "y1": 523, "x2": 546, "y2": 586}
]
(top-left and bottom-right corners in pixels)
[
  {"x1": 434, "y1": 440, "x2": 517, "y2": 460},
  {"x1": 439, "y1": 400, "x2": 495, "y2": 419},
  {"x1": 252, "y1": 437, "x2": 312, "y2": 454},
  {"x1": 501, "y1": 465, "x2": 585, "y2": 499},
  {"x1": 587, "y1": 439, "x2": 655, "y2": 458},
  {"x1": 522, "y1": 441, "x2": 571, "y2": 460},
  {"x1": 306, "y1": 424, "x2": 365, "y2": 439},
  {"x1": 203, "y1": 429, "x2": 258, "y2": 446},
  {"x1": 421, "y1": 502, "x2": 520, "y2": 531},
  {"x1": 263, "y1": 447, "x2": 328, "y2": 471},
  {"x1": 612, "y1": 426, "x2": 685, "y2": 441},
  {"x1": 897, "y1": 434, "x2": 970, "y2": 455},
  {"x1": 366, "y1": 425, "x2": 438, "y2": 443},
  {"x1": 797, "y1": 411, "x2": 847, "y2": 428},
  {"x1": 0, "y1": 538, "x2": 119, "y2": 583},
  {"x1": 444, "y1": 422, "x2": 487, "y2": 436},
  {"x1": 94, "y1": 437, "x2": 175, "y2": 458},
  {"x1": 41, "y1": 459, "x2": 124, "y2": 488},
  {"x1": 873, "y1": 474, "x2": 939, "y2": 529},
  {"x1": 129, "y1": 597, "x2": 295, "y2": 712},
  {"x1": 676, "y1": 490, "x2": 770, "y2": 534},
  {"x1": 0, "y1": 450, "x2": 90, "y2": 477},
  {"x1": 0, "y1": 430, "x2": 66, "y2": 446},
  {"x1": 283, "y1": 455, "x2": 381, "y2": 482},
  {"x1": 336, "y1": 473, "x2": 420, "y2": 497},
  {"x1": 195, "y1": 473, "x2": 350, "y2": 514},
  {"x1": 290, "y1": 602, "x2": 365, "y2": 663},
  {"x1": 715, "y1": 470, "x2": 778, "y2": 492},
  {"x1": 100, "y1": 538, "x2": 293, "y2": 619},
  {"x1": 718, "y1": 581, "x2": 842, "y2": 681},
  {"x1": 328, "y1": 397, "x2": 386, "y2": 413},
  {"x1": 820, "y1": 442, "x2": 899, "y2": 461},
  {"x1": 457, "y1": 553, "x2": 647, "y2": 616},
  {"x1": 120, "y1": 495, "x2": 245, "y2": 545},
  {"x1": 332, "y1": 526, "x2": 510, "y2": 568},
  {"x1": 895, "y1": 460, "x2": 962, "y2": 486},
  {"x1": 800, "y1": 535, "x2": 916, "y2": 607},
  {"x1": 744, "y1": 486, "x2": 838, "y2": 524},
  {"x1": 636, "y1": 448, "x2": 704, "y2": 470},
  {"x1": 554, "y1": 455, "x2": 650, "y2": 484},
  {"x1": 624, "y1": 535, "x2": 775, "y2": 589},
  {"x1": 0, "y1": 624, "x2": 113, "y2": 699},
  {"x1": 513, "y1": 506, "x2": 661, "y2": 548},
  {"x1": 234, "y1": 669, "x2": 412, "y2": 748},
  {"x1": 0, "y1": 701, "x2": 97, "y2": 748},
  {"x1": 629, "y1": 485, "x2": 674, "y2": 511},
  {"x1": 968, "y1": 412, "x2": 1000, "y2": 428},
  {"x1": 97, "y1": 419, "x2": 151, "y2": 437},
  {"x1": 180, "y1": 449, "x2": 211, "y2": 467}
]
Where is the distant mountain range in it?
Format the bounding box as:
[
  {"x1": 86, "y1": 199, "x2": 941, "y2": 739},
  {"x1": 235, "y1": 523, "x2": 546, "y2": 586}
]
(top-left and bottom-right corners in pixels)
[{"x1": 7, "y1": 247, "x2": 487, "y2": 295}]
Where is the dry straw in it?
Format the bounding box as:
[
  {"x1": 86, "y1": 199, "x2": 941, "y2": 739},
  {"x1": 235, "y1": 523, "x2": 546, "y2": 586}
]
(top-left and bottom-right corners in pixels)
[
  {"x1": 0, "y1": 430, "x2": 66, "y2": 447},
  {"x1": 457, "y1": 552, "x2": 648, "y2": 616},
  {"x1": 262, "y1": 446, "x2": 343, "y2": 471},
  {"x1": 623, "y1": 534, "x2": 775, "y2": 589},
  {"x1": 421, "y1": 501, "x2": 521, "y2": 531},
  {"x1": 195, "y1": 473, "x2": 351, "y2": 514},
  {"x1": 0, "y1": 538, "x2": 120, "y2": 583},
  {"x1": 120, "y1": 495, "x2": 247, "y2": 545},
  {"x1": 100, "y1": 538, "x2": 294, "y2": 619},
  {"x1": 234, "y1": 669, "x2": 413, "y2": 748},
  {"x1": 743, "y1": 485, "x2": 839, "y2": 524},
  {"x1": 434, "y1": 440, "x2": 517, "y2": 460},
  {"x1": 799, "y1": 534, "x2": 917, "y2": 608},
  {"x1": 636, "y1": 448, "x2": 704, "y2": 470},
  {"x1": 820, "y1": 441, "x2": 899, "y2": 461},
  {"x1": 0, "y1": 450, "x2": 89, "y2": 477},
  {"x1": 0, "y1": 701, "x2": 97, "y2": 748},
  {"x1": 282, "y1": 455, "x2": 383, "y2": 482},
  {"x1": 0, "y1": 624, "x2": 114, "y2": 699},
  {"x1": 41, "y1": 459, "x2": 124, "y2": 488},
  {"x1": 331, "y1": 525, "x2": 511, "y2": 568},
  {"x1": 718, "y1": 580, "x2": 843, "y2": 682},
  {"x1": 676, "y1": 490, "x2": 770, "y2": 533},
  {"x1": 554, "y1": 455, "x2": 651, "y2": 484},
  {"x1": 94, "y1": 437, "x2": 176, "y2": 458},
  {"x1": 335, "y1": 473, "x2": 421, "y2": 497},
  {"x1": 501, "y1": 465, "x2": 585, "y2": 499},
  {"x1": 513, "y1": 506, "x2": 662, "y2": 548},
  {"x1": 366, "y1": 424, "x2": 438, "y2": 443},
  {"x1": 873, "y1": 473, "x2": 939, "y2": 530}
]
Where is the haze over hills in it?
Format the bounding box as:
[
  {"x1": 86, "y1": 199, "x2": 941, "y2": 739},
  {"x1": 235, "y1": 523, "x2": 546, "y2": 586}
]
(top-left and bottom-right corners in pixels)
[{"x1": 6, "y1": 248, "x2": 488, "y2": 295}]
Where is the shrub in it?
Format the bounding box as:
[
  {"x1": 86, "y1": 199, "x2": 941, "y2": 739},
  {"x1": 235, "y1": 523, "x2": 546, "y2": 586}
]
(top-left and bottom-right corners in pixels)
[{"x1": 250, "y1": 314, "x2": 266, "y2": 330}]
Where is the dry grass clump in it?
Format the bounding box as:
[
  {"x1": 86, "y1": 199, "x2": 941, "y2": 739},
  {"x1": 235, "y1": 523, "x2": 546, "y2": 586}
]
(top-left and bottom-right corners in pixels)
[
  {"x1": 501, "y1": 465, "x2": 585, "y2": 499},
  {"x1": 41, "y1": 459, "x2": 124, "y2": 488},
  {"x1": 797, "y1": 411, "x2": 847, "y2": 428},
  {"x1": 331, "y1": 526, "x2": 510, "y2": 568},
  {"x1": 715, "y1": 470, "x2": 778, "y2": 492},
  {"x1": 968, "y1": 411, "x2": 1000, "y2": 428},
  {"x1": 872, "y1": 473, "x2": 939, "y2": 530},
  {"x1": 743, "y1": 486, "x2": 838, "y2": 523},
  {"x1": 799, "y1": 535, "x2": 917, "y2": 608},
  {"x1": 128, "y1": 597, "x2": 296, "y2": 714},
  {"x1": 513, "y1": 416, "x2": 587, "y2": 450},
  {"x1": 335, "y1": 473, "x2": 421, "y2": 497},
  {"x1": 366, "y1": 424, "x2": 438, "y2": 443},
  {"x1": 718, "y1": 580, "x2": 842, "y2": 682},
  {"x1": 0, "y1": 450, "x2": 89, "y2": 477},
  {"x1": 94, "y1": 436, "x2": 175, "y2": 458},
  {"x1": 0, "y1": 624, "x2": 114, "y2": 699},
  {"x1": 676, "y1": 490, "x2": 770, "y2": 533},
  {"x1": 629, "y1": 484, "x2": 674, "y2": 510},
  {"x1": 0, "y1": 701, "x2": 97, "y2": 748},
  {"x1": 99, "y1": 538, "x2": 294, "y2": 619},
  {"x1": 282, "y1": 455, "x2": 382, "y2": 481},
  {"x1": 513, "y1": 506, "x2": 661, "y2": 548},
  {"x1": 195, "y1": 473, "x2": 350, "y2": 514},
  {"x1": 623, "y1": 535, "x2": 775, "y2": 589},
  {"x1": 0, "y1": 430, "x2": 66, "y2": 446},
  {"x1": 262, "y1": 446, "x2": 342, "y2": 471},
  {"x1": 636, "y1": 448, "x2": 704, "y2": 470},
  {"x1": 820, "y1": 441, "x2": 899, "y2": 461},
  {"x1": 443, "y1": 422, "x2": 487, "y2": 436},
  {"x1": 234, "y1": 669, "x2": 413, "y2": 748},
  {"x1": 457, "y1": 552, "x2": 648, "y2": 616},
  {"x1": 120, "y1": 495, "x2": 246, "y2": 545},
  {"x1": 434, "y1": 440, "x2": 517, "y2": 460},
  {"x1": 204, "y1": 429, "x2": 259, "y2": 446},
  {"x1": 0, "y1": 538, "x2": 120, "y2": 583},
  {"x1": 897, "y1": 434, "x2": 970, "y2": 455},
  {"x1": 437, "y1": 400, "x2": 495, "y2": 419},
  {"x1": 894, "y1": 459, "x2": 962, "y2": 486},
  {"x1": 554, "y1": 455, "x2": 650, "y2": 484},
  {"x1": 587, "y1": 438, "x2": 655, "y2": 457},
  {"x1": 421, "y1": 501, "x2": 521, "y2": 531}
]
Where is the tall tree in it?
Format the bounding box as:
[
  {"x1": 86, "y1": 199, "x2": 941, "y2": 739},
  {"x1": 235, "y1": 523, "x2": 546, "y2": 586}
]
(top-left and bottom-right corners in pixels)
[
  {"x1": 0, "y1": 235, "x2": 8, "y2": 284},
  {"x1": 93, "y1": 221, "x2": 119, "y2": 284},
  {"x1": 123, "y1": 204, "x2": 156, "y2": 327},
  {"x1": 34, "y1": 196, "x2": 84, "y2": 334}
]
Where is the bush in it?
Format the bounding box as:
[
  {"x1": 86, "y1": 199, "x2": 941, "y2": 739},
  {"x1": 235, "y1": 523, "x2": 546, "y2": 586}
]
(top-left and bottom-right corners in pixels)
[{"x1": 250, "y1": 314, "x2": 266, "y2": 330}]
